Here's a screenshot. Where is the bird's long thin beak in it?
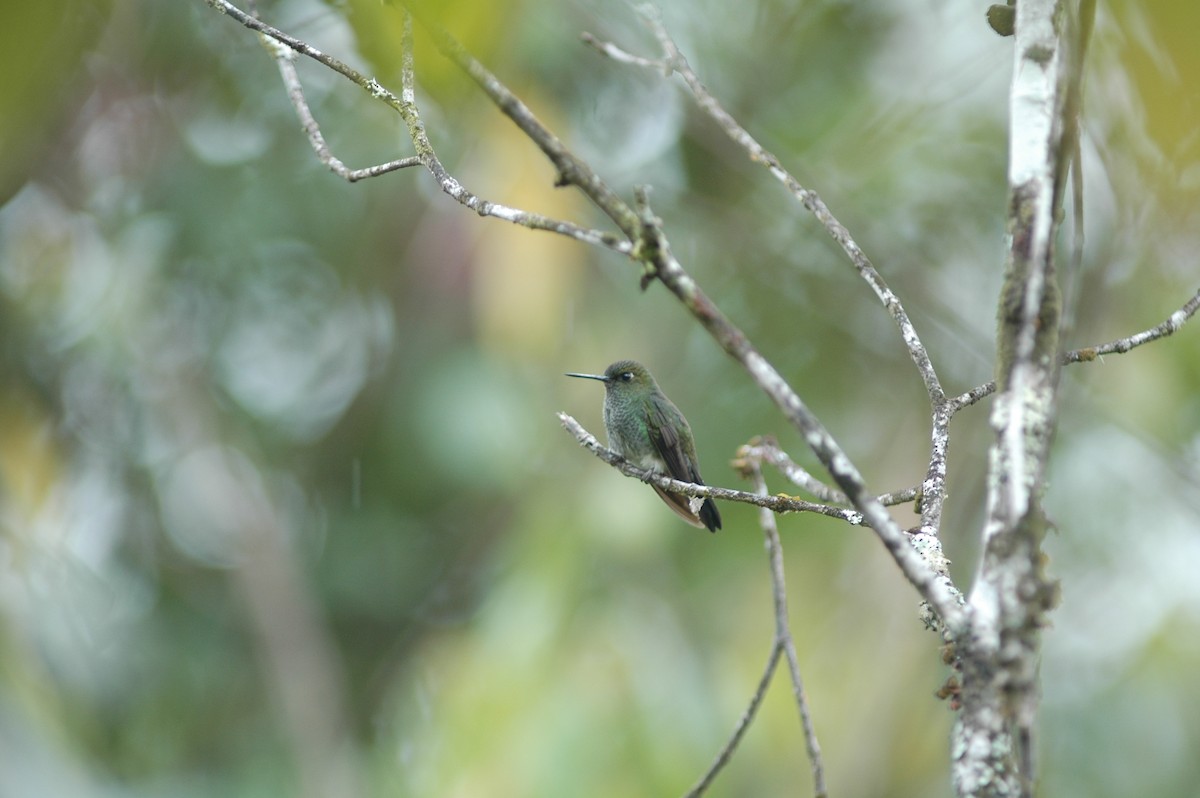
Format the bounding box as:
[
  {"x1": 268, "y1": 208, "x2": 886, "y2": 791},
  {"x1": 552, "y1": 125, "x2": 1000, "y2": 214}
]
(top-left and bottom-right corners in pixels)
[{"x1": 565, "y1": 372, "x2": 608, "y2": 382}]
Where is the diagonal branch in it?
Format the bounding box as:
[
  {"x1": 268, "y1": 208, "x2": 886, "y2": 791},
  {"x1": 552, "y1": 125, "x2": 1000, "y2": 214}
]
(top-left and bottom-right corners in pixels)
[
  {"x1": 631, "y1": 195, "x2": 967, "y2": 633},
  {"x1": 584, "y1": 7, "x2": 945, "y2": 408},
  {"x1": 683, "y1": 642, "x2": 781, "y2": 798},
  {"x1": 1064, "y1": 285, "x2": 1200, "y2": 362}
]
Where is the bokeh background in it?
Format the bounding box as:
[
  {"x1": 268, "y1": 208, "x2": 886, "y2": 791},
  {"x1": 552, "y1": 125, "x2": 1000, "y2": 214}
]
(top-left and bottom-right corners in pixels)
[{"x1": 2, "y1": 0, "x2": 1198, "y2": 796}]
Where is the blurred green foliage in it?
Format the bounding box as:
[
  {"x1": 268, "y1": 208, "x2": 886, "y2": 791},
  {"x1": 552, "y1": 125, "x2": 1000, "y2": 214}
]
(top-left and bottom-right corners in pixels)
[{"x1": 1, "y1": 0, "x2": 1198, "y2": 796}]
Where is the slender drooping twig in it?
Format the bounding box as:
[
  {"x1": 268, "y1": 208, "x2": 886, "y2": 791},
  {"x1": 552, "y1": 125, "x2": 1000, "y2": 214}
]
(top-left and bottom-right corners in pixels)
[
  {"x1": 753, "y1": 468, "x2": 827, "y2": 798},
  {"x1": 684, "y1": 642, "x2": 782, "y2": 798},
  {"x1": 684, "y1": 467, "x2": 826, "y2": 798}
]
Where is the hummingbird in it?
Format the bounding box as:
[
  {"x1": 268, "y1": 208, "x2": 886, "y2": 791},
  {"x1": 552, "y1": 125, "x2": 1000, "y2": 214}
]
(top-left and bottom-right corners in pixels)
[{"x1": 566, "y1": 360, "x2": 722, "y2": 532}]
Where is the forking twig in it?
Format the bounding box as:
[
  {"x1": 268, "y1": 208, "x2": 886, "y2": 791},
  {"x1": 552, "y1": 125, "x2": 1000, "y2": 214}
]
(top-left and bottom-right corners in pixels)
[{"x1": 202, "y1": 0, "x2": 633, "y2": 254}]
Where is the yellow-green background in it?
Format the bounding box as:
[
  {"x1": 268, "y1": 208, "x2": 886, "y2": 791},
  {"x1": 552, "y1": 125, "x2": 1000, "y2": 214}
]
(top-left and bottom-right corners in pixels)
[{"x1": 1, "y1": 1, "x2": 1197, "y2": 796}]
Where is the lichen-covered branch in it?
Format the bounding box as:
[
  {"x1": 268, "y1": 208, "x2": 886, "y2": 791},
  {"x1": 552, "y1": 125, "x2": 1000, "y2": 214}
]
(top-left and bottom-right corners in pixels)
[{"x1": 953, "y1": 1, "x2": 1085, "y2": 795}]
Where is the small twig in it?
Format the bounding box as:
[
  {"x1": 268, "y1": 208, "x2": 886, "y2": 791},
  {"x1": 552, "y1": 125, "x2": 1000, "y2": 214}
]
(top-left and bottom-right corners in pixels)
[
  {"x1": 580, "y1": 32, "x2": 670, "y2": 72},
  {"x1": 735, "y1": 436, "x2": 847, "y2": 503},
  {"x1": 734, "y1": 437, "x2": 917, "y2": 508},
  {"x1": 1064, "y1": 286, "x2": 1200, "y2": 362}
]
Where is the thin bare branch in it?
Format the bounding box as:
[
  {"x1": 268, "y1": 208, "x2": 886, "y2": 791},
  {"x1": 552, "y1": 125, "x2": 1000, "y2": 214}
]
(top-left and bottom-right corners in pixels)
[
  {"x1": 263, "y1": 36, "x2": 422, "y2": 181},
  {"x1": 683, "y1": 642, "x2": 782, "y2": 798},
  {"x1": 580, "y1": 32, "x2": 670, "y2": 72},
  {"x1": 201, "y1": 0, "x2": 632, "y2": 255},
  {"x1": 1064, "y1": 286, "x2": 1200, "y2": 362},
  {"x1": 399, "y1": 0, "x2": 643, "y2": 240},
  {"x1": 949, "y1": 286, "x2": 1200, "y2": 413}
]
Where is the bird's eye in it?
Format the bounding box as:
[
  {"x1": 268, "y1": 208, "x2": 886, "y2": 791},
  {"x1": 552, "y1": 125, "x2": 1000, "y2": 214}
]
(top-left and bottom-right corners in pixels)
[{"x1": 620, "y1": 372, "x2": 633, "y2": 382}]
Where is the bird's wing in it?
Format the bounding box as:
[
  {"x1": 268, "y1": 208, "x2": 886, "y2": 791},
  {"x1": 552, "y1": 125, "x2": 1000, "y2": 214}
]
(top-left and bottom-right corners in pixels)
[{"x1": 646, "y1": 397, "x2": 700, "y2": 482}]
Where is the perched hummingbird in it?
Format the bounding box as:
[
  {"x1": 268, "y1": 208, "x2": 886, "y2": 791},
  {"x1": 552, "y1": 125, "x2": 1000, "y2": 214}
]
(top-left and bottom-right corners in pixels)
[{"x1": 566, "y1": 360, "x2": 722, "y2": 532}]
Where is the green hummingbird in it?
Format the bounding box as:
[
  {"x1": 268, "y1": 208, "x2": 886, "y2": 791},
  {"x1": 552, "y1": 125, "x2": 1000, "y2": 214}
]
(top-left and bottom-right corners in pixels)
[{"x1": 566, "y1": 360, "x2": 722, "y2": 532}]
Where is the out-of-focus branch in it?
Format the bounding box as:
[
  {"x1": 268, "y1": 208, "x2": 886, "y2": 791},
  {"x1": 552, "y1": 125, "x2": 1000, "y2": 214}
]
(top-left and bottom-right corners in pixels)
[{"x1": 149, "y1": 389, "x2": 361, "y2": 798}]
